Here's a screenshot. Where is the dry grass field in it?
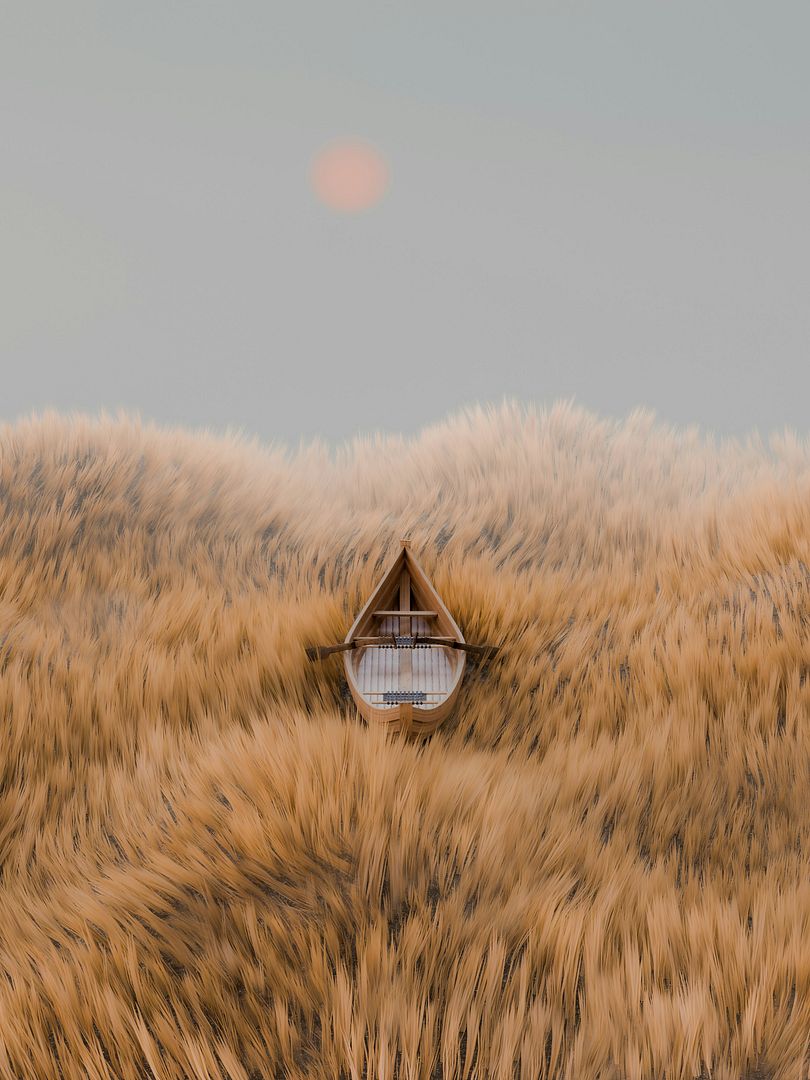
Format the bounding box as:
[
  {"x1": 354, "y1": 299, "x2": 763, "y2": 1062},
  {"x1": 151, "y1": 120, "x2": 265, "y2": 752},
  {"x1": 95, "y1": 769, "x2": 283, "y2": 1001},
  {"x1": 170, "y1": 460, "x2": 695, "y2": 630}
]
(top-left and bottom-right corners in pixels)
[{"x1": 2, "y1": 400, "x2": 810, "y2": 1079}]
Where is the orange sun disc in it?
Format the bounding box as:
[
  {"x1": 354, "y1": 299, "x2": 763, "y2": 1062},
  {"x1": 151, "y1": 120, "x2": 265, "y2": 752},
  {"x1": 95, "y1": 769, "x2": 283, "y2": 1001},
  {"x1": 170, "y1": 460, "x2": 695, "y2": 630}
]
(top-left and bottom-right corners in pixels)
[{"x1": 310, "y1": 139, "x2": 389, "y2": 212}]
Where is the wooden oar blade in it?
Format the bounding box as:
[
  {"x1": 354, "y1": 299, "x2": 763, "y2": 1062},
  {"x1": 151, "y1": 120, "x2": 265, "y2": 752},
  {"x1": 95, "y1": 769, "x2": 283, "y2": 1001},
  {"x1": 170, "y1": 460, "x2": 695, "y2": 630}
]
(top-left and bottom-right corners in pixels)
[
  {"x1": 414, "y1": 637, "x2": 501, "y2": 660},
  {"x1": 306, "y1": 641, "x2": 355, "y2": 661},
  {"x1": 459, "y1": 641, "x2": 501, "y2": 660}
]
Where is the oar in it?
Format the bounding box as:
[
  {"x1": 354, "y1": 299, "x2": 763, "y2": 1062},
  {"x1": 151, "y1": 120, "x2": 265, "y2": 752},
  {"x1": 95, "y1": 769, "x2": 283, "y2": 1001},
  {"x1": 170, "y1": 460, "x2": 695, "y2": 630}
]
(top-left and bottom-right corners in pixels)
[
  {"x1": 305, "y1": 642, "x2": 355, "y2": 661},
  {"x1": 307, "y1": 637, "x2": 501, "y2": 661},
  {"x1": 414, "y1": 637, "x2": 501, "y2": 660},
  {"x1": 306, "y1": 633, "x2": 402, "y2": 661}
]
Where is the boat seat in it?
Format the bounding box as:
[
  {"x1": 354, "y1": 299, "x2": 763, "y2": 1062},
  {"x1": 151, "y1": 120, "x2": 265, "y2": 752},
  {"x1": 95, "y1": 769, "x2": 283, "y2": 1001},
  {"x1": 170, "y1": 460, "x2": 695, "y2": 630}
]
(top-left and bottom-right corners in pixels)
[
  {"x1": 382, "y1": 691, "x2": 427, "y2": 704},
  {"x1": 372, "y1": 610, "x2": 438, "y2": 619}
]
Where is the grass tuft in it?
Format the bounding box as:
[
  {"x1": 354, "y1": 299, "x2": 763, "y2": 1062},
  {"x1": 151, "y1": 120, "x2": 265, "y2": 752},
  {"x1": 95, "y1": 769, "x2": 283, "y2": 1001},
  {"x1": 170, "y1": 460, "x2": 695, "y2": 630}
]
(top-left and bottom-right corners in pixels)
[{"x1": 1, "y1": 400, "x2": 809, "y2": 1078}]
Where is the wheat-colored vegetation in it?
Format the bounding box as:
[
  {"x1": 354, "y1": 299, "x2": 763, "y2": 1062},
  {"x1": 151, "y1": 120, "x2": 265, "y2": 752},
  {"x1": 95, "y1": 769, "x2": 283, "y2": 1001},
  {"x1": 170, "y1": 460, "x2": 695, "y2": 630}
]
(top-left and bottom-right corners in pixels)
[{"x1": 1, "y1": 400, "x2": 810, "y2": 1079}]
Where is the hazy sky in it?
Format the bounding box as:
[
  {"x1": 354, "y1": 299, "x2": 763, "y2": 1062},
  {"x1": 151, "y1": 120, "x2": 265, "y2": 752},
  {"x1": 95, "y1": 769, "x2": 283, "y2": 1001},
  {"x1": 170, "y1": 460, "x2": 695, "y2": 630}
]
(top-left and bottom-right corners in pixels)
[{"x1": 2, "y1": 2, "x2": 809, "y2": 445}]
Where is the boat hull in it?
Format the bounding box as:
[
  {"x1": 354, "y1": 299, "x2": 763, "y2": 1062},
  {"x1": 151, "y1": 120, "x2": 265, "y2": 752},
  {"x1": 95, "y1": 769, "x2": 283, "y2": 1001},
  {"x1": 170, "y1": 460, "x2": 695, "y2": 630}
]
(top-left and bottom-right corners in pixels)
[{"x1": 342, "y1": 542, "x2": 466, "y2": 736}]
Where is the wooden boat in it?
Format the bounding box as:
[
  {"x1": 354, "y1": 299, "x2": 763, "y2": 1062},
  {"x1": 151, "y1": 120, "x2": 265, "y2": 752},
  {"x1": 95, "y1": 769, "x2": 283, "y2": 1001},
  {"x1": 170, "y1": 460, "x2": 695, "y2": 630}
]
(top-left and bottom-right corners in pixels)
[{"x1": 307, "y1": 540, "x2": 499, "y2": 736}]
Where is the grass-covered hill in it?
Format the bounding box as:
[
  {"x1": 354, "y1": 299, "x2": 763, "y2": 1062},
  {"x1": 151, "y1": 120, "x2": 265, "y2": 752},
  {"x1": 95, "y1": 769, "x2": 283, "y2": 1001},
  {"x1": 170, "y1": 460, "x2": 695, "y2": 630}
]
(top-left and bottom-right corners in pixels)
[{"x1": 1, "y1": 401, "x2": 809, "y2": 1079}]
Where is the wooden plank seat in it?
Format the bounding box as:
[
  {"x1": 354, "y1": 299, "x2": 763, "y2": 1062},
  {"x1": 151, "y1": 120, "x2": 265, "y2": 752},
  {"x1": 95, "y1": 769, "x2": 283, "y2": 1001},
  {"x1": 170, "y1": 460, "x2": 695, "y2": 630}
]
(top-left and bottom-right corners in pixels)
[
  {"x1": 353, "y1": 634, "x2": 456, "y2": 648},
  {"x1": 367, "y1": 692, "x2": 447, "y2": 700},
  {"x1": 372, "y1": 610, "x2": 438, "y2": 618}
]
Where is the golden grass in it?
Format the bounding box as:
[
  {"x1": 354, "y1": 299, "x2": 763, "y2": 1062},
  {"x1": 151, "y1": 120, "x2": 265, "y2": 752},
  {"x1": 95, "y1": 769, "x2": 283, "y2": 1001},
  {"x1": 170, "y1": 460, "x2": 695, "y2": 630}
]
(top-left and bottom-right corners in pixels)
[{"x1": 1, "y1": 400, "x2": 810, "y2": 1079}]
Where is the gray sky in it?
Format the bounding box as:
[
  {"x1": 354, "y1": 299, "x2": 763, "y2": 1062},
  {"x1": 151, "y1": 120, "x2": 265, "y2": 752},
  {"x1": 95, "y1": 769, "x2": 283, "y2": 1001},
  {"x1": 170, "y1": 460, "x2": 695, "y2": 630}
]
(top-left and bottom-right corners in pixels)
[{"x1": 2, "y1": 2, "x2": 809, "y2": 445}]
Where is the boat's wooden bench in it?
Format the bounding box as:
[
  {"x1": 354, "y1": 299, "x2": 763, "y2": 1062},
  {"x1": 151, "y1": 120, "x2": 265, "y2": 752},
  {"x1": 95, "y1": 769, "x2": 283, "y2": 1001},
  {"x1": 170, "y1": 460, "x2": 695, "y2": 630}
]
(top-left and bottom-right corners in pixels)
[
  {"x1": 367, "y1": 691, "x2": 446, "y2": 704},
  {"x1": 354, "y1": 633, "x2": 455, "y2": 648},
  {"x1": 372, "y1": 610, "x2": 438, "y2": 620}
]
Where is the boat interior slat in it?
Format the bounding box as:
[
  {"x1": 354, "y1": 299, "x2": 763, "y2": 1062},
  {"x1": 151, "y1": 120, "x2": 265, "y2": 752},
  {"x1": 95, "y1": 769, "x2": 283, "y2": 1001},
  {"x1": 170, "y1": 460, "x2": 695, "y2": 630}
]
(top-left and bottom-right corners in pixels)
[{"x1": 356, "y1": 644, "x2": 454, "y2": 709}]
